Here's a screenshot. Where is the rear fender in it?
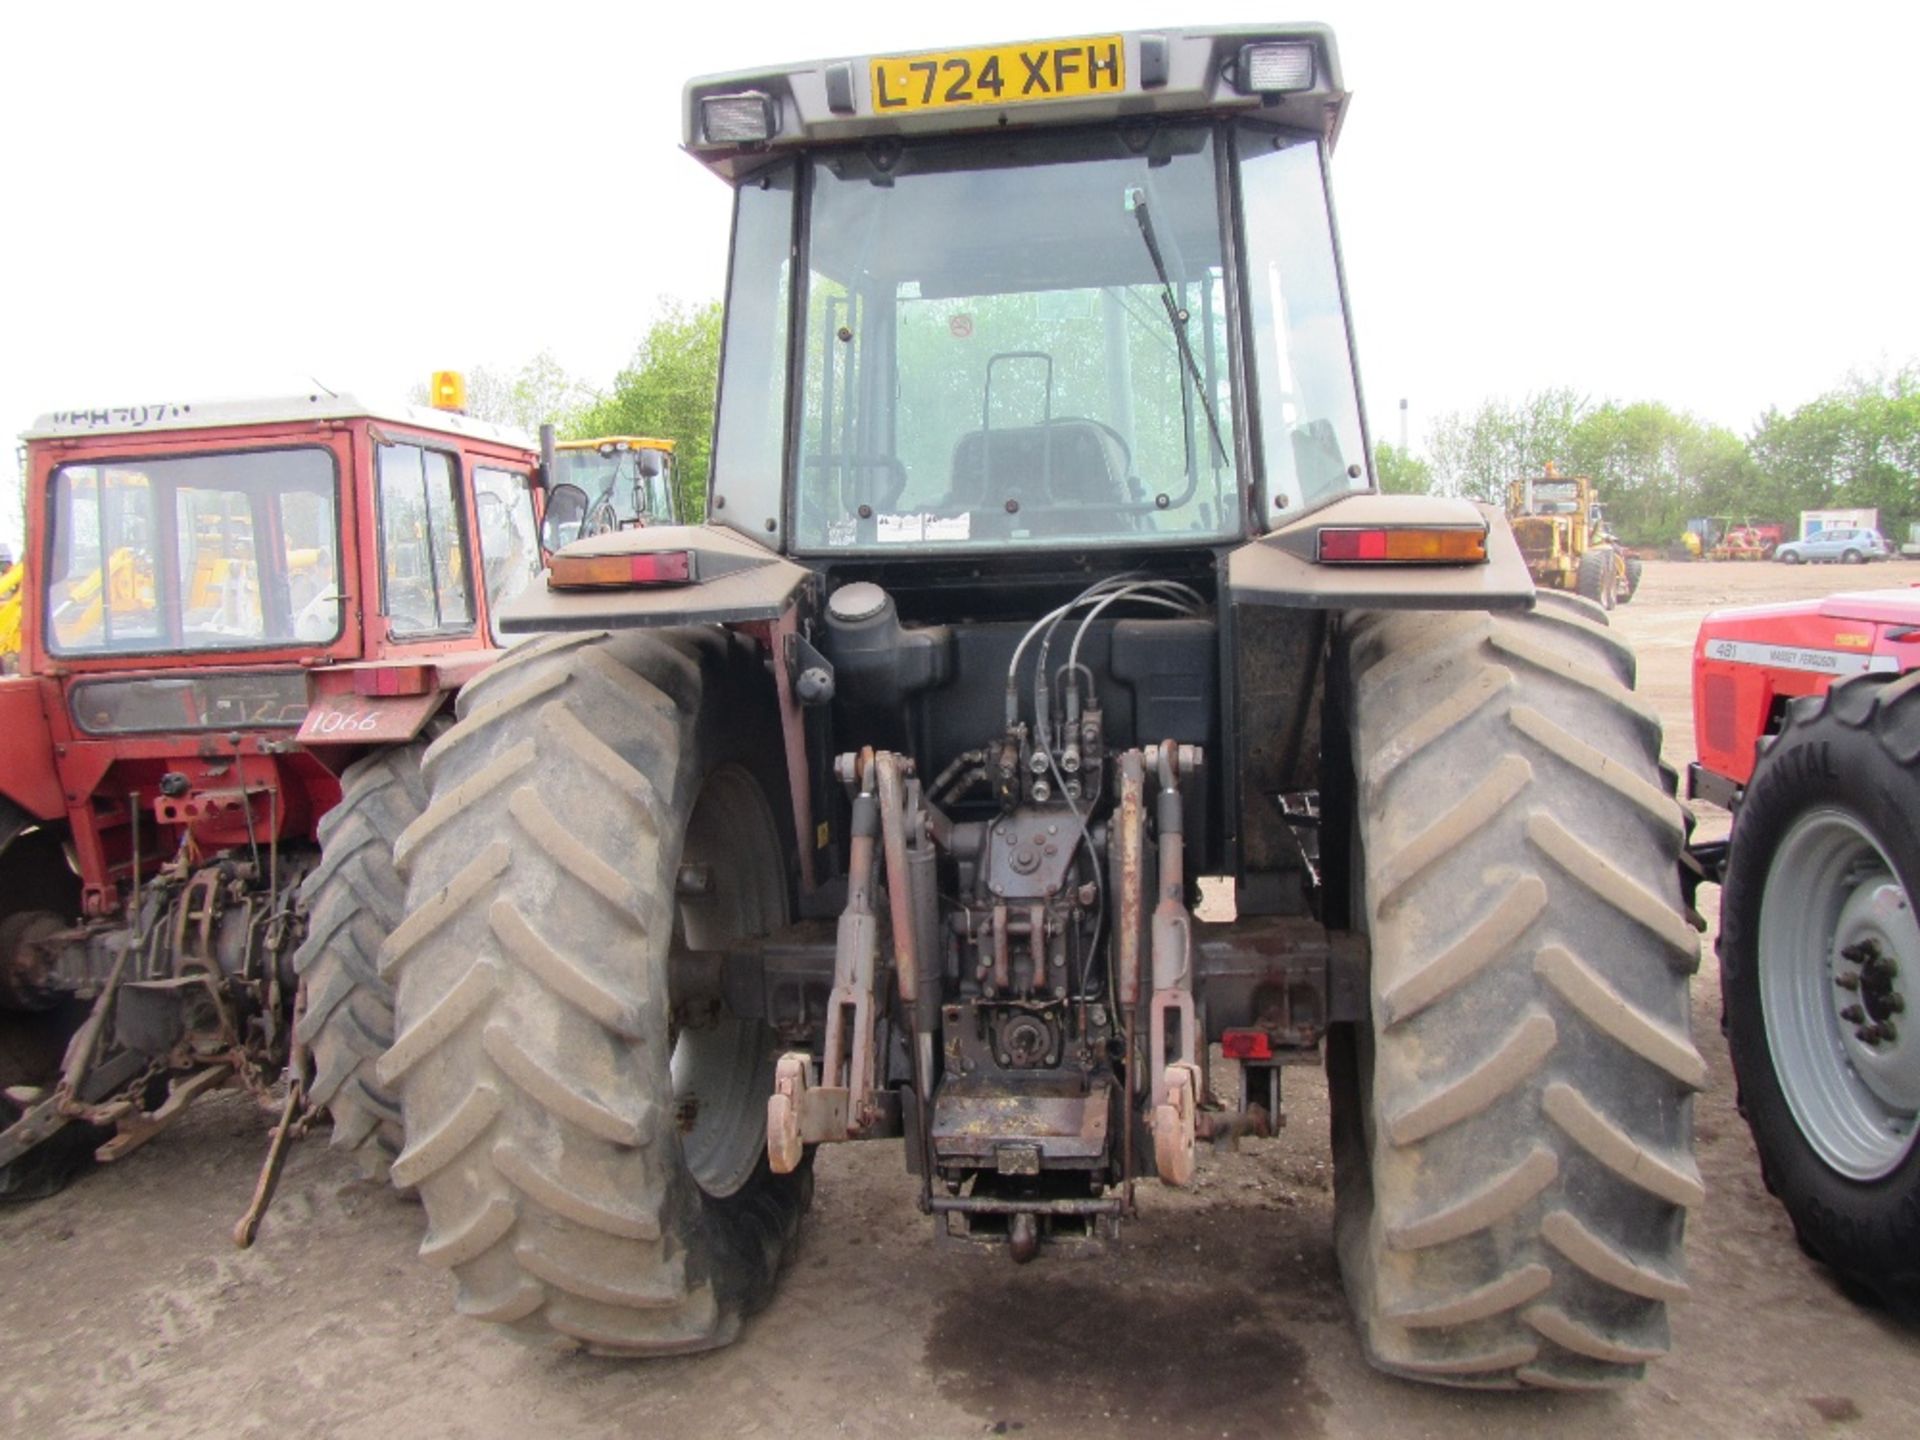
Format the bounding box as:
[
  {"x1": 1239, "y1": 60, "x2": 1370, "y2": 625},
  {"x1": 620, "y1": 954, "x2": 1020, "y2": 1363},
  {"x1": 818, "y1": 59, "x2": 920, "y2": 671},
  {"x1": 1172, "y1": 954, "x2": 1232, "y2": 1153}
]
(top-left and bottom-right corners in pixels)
[
  {"x1": 485, "y1": 528, "x2": 820, "y2": 887},
  {"x1": 298, "y1": 654, "x2": 495, "y2": 748},
  {"x1": 1228, "y1": 495, "x2": 1535, "y2": 611},
  {"x1": 493, "y1": 524, "x2": 812, "y2": 635}
]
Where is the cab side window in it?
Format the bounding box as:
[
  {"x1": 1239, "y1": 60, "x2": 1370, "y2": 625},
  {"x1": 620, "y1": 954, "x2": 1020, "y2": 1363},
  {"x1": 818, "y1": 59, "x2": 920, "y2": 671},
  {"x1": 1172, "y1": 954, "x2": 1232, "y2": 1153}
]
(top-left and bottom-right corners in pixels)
[
  {"x1": 473, "y1": 467, "x2": 541, "y2": 642},
  {"x1": 377, "y1": 442, "x2": 473, "y2": 635}
]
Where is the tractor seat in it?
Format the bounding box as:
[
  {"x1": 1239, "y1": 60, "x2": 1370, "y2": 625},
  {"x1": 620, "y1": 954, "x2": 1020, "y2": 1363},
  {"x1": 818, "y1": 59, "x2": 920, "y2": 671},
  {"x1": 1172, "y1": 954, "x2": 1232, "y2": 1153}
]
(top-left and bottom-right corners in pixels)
[{"x1": 948, "y1": 420, "x2": 1130, "y2": 511}]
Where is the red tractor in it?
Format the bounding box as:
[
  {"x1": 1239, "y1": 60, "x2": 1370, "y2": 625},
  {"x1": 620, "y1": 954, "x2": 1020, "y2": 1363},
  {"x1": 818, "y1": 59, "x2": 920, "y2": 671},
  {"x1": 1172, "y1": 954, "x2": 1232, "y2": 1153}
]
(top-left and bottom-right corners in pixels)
[
  {"x1": 0, "y1": 390, "x2": 553, "y2": 1204},
  {"x1": 1691, "y1": 587, "x2": 1920, "y2": 1313}
]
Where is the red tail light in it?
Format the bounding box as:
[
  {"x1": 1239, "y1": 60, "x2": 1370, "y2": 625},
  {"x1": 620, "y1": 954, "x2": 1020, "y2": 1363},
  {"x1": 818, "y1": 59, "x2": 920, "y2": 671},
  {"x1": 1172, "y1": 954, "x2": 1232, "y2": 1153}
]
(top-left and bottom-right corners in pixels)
[
  {"x1": 548, "y1": 550, "x2": 695, "y2": 589},
  {"x1": 1317, "y1": 527, "x2": 1487, "y2": 564}
]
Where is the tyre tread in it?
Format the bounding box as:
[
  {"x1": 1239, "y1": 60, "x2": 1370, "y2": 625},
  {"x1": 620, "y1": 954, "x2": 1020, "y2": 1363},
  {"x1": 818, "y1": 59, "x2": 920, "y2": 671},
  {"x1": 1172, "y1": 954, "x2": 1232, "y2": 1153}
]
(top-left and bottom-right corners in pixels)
[
  {"x1": 1338, "y1": 604, "x2": 1698, "y2": 1388},
  {"x1": 289, "y1": 735, "x2": 440, "y2": 1177},
  {"x1": 385, "y1": 631, "x2": 806, "y2": 1354}
]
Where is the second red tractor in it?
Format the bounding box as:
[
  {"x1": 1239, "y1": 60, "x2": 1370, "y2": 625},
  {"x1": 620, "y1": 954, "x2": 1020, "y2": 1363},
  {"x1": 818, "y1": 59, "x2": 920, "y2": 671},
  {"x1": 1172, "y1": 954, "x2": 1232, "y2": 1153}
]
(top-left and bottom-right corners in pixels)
[
  {"x1": 0, "y1": 390, "x2": 550, "y2": 1202},
  {"x1": 1691, "y1": 586, "x2": 1920, "y2": 1315}
]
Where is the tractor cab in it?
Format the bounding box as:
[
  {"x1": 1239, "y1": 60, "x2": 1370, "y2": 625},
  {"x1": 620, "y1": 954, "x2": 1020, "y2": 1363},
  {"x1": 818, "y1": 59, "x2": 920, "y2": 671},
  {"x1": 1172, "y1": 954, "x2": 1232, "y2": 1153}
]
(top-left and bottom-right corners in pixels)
[
  {"x1": 10, "y1": 396, "x2": 546, "y2": 909},
  {"x1": 689, "y1": 28, "x2": 1372, "y2": 556},
  {"x1": 549, "y1": 436, "x2": 681, "y2": 540}
]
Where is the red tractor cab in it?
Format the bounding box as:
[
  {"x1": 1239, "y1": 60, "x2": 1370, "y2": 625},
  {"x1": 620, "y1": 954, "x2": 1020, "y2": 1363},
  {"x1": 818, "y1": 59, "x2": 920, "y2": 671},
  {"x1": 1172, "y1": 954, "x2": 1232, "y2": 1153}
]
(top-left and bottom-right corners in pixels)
[
  {"x1": 1, "y1": 392, "x2": 545, "y2": 1200},
  {"x1": 1690, "y1": 586, "x2": 1920, "y2": 1314}
]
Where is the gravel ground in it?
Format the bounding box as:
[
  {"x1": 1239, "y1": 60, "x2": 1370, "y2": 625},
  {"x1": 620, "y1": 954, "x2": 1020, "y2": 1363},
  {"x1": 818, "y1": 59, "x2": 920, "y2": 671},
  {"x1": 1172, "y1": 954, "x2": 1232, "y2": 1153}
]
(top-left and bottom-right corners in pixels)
[{"x1": 2, "y1": 558, "x2": 1916, "y2": 1440}]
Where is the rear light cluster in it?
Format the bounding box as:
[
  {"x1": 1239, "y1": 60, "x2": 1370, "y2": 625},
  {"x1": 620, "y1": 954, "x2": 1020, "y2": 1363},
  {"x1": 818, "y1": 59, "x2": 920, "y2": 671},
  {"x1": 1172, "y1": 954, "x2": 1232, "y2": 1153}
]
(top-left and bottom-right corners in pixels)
[
  {"x1": 548, "y1": 550, "x2": 695, "y2": 590},
  {"x1": 1317, "y1": 527, "x2": 1488, "y2": 564}
]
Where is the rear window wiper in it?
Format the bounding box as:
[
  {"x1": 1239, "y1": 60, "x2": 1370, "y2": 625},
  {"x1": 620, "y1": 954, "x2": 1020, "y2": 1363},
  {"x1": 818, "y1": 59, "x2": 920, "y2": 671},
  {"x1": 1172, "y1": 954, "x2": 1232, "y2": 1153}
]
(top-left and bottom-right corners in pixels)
[{"x1": 1127, "y1": 187, "x2": 1230, "y2": 469}]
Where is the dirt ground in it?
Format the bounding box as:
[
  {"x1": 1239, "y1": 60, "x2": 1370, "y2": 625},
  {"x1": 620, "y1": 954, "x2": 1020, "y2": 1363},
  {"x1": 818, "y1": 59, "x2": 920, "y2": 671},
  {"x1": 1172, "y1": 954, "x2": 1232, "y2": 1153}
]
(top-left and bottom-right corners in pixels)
[{"x1": 5, "y1": 559, "x2": 1919, "y2": 1440}]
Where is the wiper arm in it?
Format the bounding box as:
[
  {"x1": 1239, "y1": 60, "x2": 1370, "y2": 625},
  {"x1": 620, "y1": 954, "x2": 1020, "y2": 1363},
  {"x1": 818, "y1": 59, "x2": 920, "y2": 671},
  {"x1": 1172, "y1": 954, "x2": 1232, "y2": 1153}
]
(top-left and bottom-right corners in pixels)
[{"x1": 1129, "y1": 189, "x2": 1230, "y2": 468}]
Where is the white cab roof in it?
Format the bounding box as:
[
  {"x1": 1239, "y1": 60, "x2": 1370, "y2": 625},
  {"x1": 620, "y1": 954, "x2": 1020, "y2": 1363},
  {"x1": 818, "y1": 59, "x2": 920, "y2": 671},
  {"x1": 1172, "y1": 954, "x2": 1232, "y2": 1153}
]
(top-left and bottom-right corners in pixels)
[{"x1": 22, "y1": 392, "x2": 537, "y2": 450}]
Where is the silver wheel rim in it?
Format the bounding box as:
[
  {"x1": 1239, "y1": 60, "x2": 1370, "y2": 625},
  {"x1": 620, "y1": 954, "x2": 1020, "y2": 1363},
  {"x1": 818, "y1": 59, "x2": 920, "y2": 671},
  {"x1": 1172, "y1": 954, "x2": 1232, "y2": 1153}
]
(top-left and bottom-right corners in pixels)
[
  {"x1": 670, "y1": 764, "x2": 785, "y2": 1198},
  {"x1": 1759, "y1": 807, "x2": 1920, "y2": 1179}
]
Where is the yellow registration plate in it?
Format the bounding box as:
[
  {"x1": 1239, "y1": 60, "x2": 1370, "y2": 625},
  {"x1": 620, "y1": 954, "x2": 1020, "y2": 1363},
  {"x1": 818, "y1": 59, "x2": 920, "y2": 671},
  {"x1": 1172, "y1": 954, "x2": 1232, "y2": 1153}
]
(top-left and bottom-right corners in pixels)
[{"x1": 870, "y1": 35, "x2": 1126, "y2": 114}]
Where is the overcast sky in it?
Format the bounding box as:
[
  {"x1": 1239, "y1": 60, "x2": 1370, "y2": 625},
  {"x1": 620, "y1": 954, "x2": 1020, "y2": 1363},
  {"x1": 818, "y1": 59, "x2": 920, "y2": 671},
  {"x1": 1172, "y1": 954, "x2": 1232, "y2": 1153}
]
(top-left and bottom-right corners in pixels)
[{"x1": 4, "y1": 1, "x2": 1915, "y2": 545}]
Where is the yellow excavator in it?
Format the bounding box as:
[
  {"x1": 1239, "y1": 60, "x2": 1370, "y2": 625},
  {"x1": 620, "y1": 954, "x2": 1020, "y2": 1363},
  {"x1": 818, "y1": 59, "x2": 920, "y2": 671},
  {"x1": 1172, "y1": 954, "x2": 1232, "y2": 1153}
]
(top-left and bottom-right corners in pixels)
[
  {"x1": 45, "y1": 546, "x2": 159, "y2": 648},
  {"x1": 0, "y1": 560, "x2": 22, "y2": 668}
]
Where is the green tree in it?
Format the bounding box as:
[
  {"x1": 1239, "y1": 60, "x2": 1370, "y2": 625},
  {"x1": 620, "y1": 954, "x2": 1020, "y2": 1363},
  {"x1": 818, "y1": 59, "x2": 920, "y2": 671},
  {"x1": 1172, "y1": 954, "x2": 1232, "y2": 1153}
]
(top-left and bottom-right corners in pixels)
[
  {"x1": 1749, "y1": 367, "x2": 1920, "y2": 541},
  {"x1": 1373, "y1": 441, "x2": 1432, "y2": 495},
  {"x1": 572, "y1": 300, "x2": 724, "y2": 518},
  {"x1": 1566, "y1": 401, "x2": 1752, "y2": 545},
  {"x1": 408, "y1": 351, "x2": 593, "y2": 435},
  {"x1": 1428, "y1": 389, "x2": 1587, "y2": 503}
]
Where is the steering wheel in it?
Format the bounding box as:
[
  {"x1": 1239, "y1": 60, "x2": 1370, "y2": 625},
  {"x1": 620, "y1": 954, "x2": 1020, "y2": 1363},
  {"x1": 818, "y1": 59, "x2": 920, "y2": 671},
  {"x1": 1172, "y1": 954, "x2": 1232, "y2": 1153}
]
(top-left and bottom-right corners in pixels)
[{"x1": 583, "y1": 485, "x2": 622, "y2": 538}]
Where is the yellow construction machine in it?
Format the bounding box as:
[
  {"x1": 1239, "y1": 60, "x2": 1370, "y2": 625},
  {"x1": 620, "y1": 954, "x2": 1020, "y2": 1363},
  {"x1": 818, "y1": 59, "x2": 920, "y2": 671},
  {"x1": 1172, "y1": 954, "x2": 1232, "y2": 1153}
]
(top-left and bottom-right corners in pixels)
[
  {"x1": 1505, "y1": 466, "x2": 1640, "y2": 608},
  {"x1": 0, "y1": 560, "x2": 22, "y2": 668},
  {"x1": 549, "y1": 435, "x2": 681, "y2": 538}
]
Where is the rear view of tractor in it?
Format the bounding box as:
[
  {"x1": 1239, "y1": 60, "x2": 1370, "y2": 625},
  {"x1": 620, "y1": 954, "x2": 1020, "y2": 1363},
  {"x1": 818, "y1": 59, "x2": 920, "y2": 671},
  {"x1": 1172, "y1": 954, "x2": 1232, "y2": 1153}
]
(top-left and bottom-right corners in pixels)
[
  {"x1": 549, "y1": 436, "x2": 685, "y2": 536},
  {"x1": 1690, "y1": 591, "x2": 1920, "y2": 1314},
  {"x1": 379, "y1": 25, "x2": 1701, "y2": 1388},
  {"x1": 1507, "y1": 468, "x2": 1639, "y2": 608},
  {"x1": 0, "y1": 392, "x2": 547, "y2": 1202}
]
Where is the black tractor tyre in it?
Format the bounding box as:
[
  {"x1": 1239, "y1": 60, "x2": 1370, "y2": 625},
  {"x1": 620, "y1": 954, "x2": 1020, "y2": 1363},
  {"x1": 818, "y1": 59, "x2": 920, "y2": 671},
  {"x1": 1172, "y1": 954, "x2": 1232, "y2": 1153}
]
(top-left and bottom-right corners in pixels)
[
  {"x1": 380, "y1": 629, "x2": 811, "y2": 1354},
  {"x1": 1575, "y1": 548, "x2": 1616, "y2": 611},
  {"x1": 1719, "y1": 672, "x2": 1920, "y2": 1317},
  {"x1": 0, "y1": 807, "x2": 92, "y2": 1201},
  {"x1": 1329, "y1": 594, "x2": 1702, "y2": 1389},
  {"x1": 1621, "y1": 556, "x2": 1645, "y2": 604},
  {"x1": 290, "y1": 730, "x2": 441, "y2": 1180}
]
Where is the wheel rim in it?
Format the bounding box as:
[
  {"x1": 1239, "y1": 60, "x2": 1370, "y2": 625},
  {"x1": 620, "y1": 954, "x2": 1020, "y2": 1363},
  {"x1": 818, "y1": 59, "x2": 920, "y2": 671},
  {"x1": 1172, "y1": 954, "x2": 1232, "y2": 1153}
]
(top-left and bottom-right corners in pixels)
[
  {"x1": 1759, "y1": 807, "x2": 1920, "y2": 1180},
  {"x1": 669, "y1": 764, "x2": 785, "y2": 1199}
]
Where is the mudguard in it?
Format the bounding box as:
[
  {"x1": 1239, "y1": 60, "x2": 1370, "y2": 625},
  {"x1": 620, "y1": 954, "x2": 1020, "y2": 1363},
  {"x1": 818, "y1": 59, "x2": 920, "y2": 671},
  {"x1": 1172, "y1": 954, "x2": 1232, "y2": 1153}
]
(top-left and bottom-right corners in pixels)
[
  {"x1": 494, "y1": 525, "x2": 813, "y2": 634},
  {"x1": 1228, "y1": 495, "x2": 1536, "y2": 610},
  {"x1": 298, "y1": 654, "x2": 496, "y2": 747}
]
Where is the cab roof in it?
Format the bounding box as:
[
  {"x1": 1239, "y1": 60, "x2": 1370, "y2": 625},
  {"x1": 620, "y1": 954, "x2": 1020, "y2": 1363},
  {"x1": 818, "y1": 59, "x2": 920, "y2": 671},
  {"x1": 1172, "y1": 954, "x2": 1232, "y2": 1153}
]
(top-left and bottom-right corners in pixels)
[
  {"x1": 557, "y1": 435, "x2": 677, "y2": 452},
  {"x1": 683, "y1": 23, "x2": 1348, "y2": 181},
  {"x1": 22, "y1": 393, "x2": 537, "y2": 450}
]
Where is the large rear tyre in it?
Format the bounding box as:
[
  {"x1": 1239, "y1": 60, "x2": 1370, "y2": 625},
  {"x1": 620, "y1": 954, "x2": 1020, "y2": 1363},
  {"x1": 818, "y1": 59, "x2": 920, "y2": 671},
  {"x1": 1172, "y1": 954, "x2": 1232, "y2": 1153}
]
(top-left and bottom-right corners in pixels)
[
  {"x1": 381, "y1": 629, "x2": 810, "y2": 1354},
  {"x1": 1575, "y1": 548, "x2": 1616, "y2": 610},
  {"x1": 1621, "y1": 555, "x2": 1644, "y2": 604},
  {"x1": 0, "y1": 807, "x2": 90, "y2": 1200},
  {"x1": 290, "y1": 732, "x2": 439, "y2": 1180},
  {"x1": 1720, "y1": 672, "x2": 1920, "y2": 1316},
  {"x1": 1330, "y1": 594, "x2": 1702, "y2": 1388}
]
